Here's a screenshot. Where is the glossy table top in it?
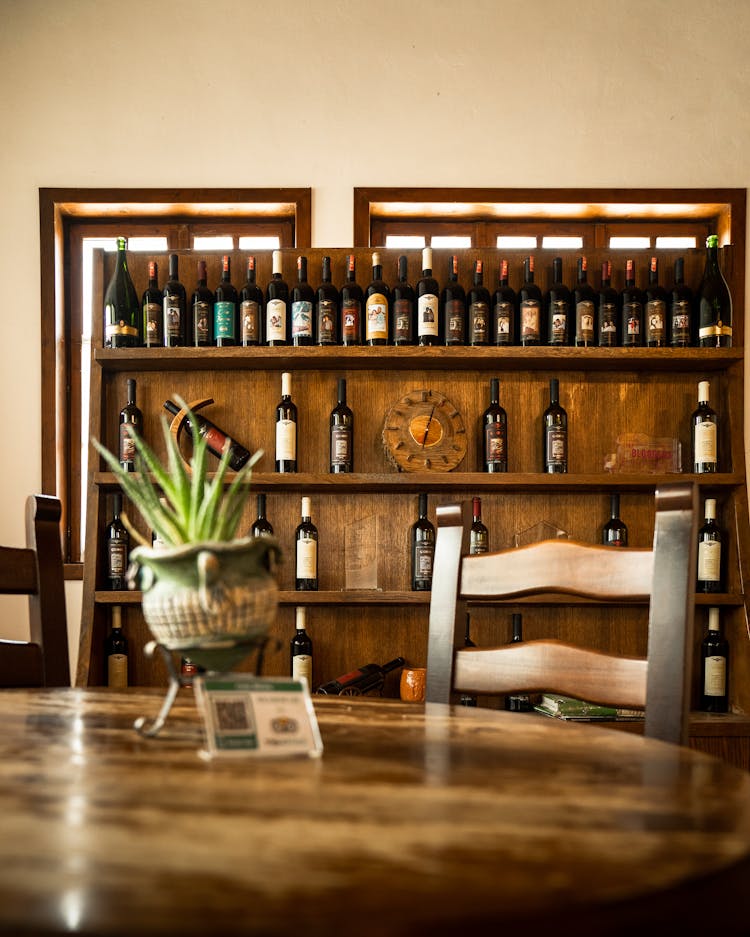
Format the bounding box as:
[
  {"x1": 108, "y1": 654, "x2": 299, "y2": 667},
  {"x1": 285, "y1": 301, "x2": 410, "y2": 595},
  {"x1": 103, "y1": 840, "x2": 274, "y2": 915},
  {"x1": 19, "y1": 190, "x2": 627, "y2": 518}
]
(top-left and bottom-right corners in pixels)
[{"x1": 0, "y1": 688, "x2": 749, "y2": 936}]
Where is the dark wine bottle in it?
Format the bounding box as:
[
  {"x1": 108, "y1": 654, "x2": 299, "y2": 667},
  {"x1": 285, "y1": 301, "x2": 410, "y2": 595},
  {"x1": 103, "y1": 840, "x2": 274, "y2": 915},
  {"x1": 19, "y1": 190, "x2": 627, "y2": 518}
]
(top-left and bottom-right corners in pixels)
[
  {"x1": 290, "y1": 606, "x2": 313, "y2": 686},
  {"x1": 330, "y1": 378, "x2": 353, "y2": 473},
  {"x1": 597, "y1": 260, "x2": 619, "y2": 347},
  {"x1": 492, "y1": 259, "x2": 516, "y2": 346},
  {"x1": 483, "y1": 377, "x2": 508, "y2": 473},
  {"x1": 602, "y1": 493, "x2": 628, "y2": 546},
  {"x1": 545, "y1": 256, "x2": 571, "y2": 346},
  {"x1": 542, "y1": 377, "x2": 567, "y2": 473},
  {"x1": 572, "y1": 256, "x2": 596, "y2": 347},
  {"x1": 291, "y1": 255, "x2": 315, "y2": 346},
  {"x1": 340, "y1": 253, "x2": 363, "y2": 346},
  {"x1": 441, "y1": 254, "x2": 466, "y2": 346},
  {"x1": 104, "y1": 236, "x2": 141, "y2": 348},
  {"x1": 239, "y1": 255, "x2": 263, "y2": 346},
  {"x1": 411, "y1": 492, "x2": 435, "y2": 591},
  {"x1": 191, "y1": 260, "x2": 213, "y2": 347},
  {"x1": 697, "y1": 234, "x2": 732, "y2": 348},
  {"x1": 105, "y1": 493, "x2": 129, "y2": 590},
  {"x1": 316, "y1": 256, "x2": 339, "y2": 346},
  {"x1": 251, "y1": 493, "x2": 274, "y2": 538},
  {"x1": 162, "y1": 399, "x2": 251, "y2": 470},
  {"x1": 467, "y1": 259, "x2": 490, "y2": 346},
  {"x1": 141, "y1": 260, "x2": 162, "y2": 348},
  {"x1": 505, "y1": 613, "x2": 532, "y2": 711},
  {"x1": 518, "y1": 255, "x2": 543, "y2": 346},
  {"x1": 692, "y1": 380, "x2": 718, "y2": 473},
  {"x1": 620, "y1": 259, "x2": 643, "y2": 347},
  {"x1": 392, "y1": 255, "x2": 415, "y2": 345},
  {"x1": 214, "y1": 254, "x2": 237, "y2": 347},
  {"x1": 163, "y1": 253, "x2": 187, "y2": 347},
  {"x1": 275, "y1": 371, "x2": 297, "y2": 472},
  {"x1": 315, "y1": 657, "x2": 405, "y2": 696},
  {"x1": 459, "y1": 614, "x2": 478, "y2": 707},
  {"x1": 701, "y1": 607, "x2": 729, "y2": 712},
  {"x1": 697, "y1": 499, "x2": 723, "y2": 593},
  {"x1": 365, "y1": 252, "x2": 390, "y2": 345},
  {"x1": 669, "y1": 257, "x2": 694, "y2": 348},
  {"x1": 295, "y1": 496, "x2": 318, "y2": 591},
  {"x1": 416, "y1": 247, "x2": 440, "y2": 346},
  {"x1": 118, "y1": 378, "x2": 143, "y2": 472},
  {"x1": 644, "y1": 256, "x2": 668, "y2": 347},
  {"x1": 265, "y1": 249, "x2": 290, "y2": 346},
  {"x1": 469, "y1": 496, "x2": 489, "y2": 555},
  {"x1": 105, "y1": 605, "x2": 128, "y2": 688}
]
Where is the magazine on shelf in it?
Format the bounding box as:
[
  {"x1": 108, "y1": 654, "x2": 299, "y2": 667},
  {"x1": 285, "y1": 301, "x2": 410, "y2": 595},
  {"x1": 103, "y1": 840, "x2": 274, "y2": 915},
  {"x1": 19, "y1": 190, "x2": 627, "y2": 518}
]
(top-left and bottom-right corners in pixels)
[{"x1": 534, "y1": 693, "x2": 645, "y2": 722}]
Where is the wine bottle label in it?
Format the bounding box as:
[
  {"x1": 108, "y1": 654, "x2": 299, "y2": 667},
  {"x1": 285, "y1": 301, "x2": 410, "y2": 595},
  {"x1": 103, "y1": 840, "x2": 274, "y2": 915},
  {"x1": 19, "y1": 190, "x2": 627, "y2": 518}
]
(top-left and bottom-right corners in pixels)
[
  {"x1": 214, "y1": 301, "x2": 236, "y2": 340},
  {"x1": 119, "y1": 425, "x2": 136, "y2": 465},
  {"x1": 144, "y1": 302, "x2": 161, "y2": 345},
  {"x1": 165, "y1": 294, "x2": 182, "y2": 339},
  {"x1": 107, "y1": 653, "x2": 128, "y2": 689},
  {"x1": 444, "y1": 299, "x2": 465, "y2": 342},
  {"x1": 485, "y1": 424, "x2": 506, "y2": 463},
  {"x1": 645, "y1": 299, "x2": 666, "y2": 343},
  {"x1": 202, "y1": 425, "x2": 229, "y2": 457},
  {"x1": 341, "y1": 299, "x2": 361, "y2": 342},
  {"x1": 393, "y1": 299, "x2": 413, "y2": 341},
  {"x1": 266, "y1": 299, "x2": 287, "y2": 342},
  {"x1": 494, "y1": 302, "x2": 513, "y2": 344},
  {"x1": 671, "y1": 302, "x2": 691, "y2": 343},
  {"x1": 414, "y1": 543, "x2": 434, "y2": 579},
  {"x1": 106, "y1": 321, "x2": 138, "y2": 339},
  {"x1": 296, "y1": 538, "x2": 317, "y2": 578},
  {"x1": 470, "y1": 531, "x2": 488, "y2": 554},
  {"x1": 623, "y1": 302, "x2": 642, "y2": 337},
  {"x1": 520, "y1": 299, "x2": 541, "y2": 342},
  {"x1": 240, "y1": 300, "x2": 260, "y2": 343},
  {"x1": 698, "y1": 540, "x2": 721, "y2": 581},
  {"x1": 107, "y1": 541, "x2": 127, "y2": 577},
  {"x1": 699, "y1": 320, "x2": 733, "y2": 340},
  {"x1": 193, "y1": 301, "x2": 211, "y2": 344},
  {"x1": 599, "y1": 303, "x2": 617, "y2": 341},
  {"x1": 704, "y1": 656, "x2": 726, "y2": 696},
  {"x1": 417, "y1": 293, "x2": 439, "y2": 337},
  {"x1": 366, "y1": 293, "x2": 388, "y2": 340},
  {"x1": 276, "y1": 419, "x2": 296, "y2": 461},
  {"x1": 331, "y1": 426, "x2": 352, "y2": 465},
  {"x1": 292, "y1": 654, "x2": 312, "y2": 684},
  {"x1": 469, "y1": 302, "x2": 489, "y2": 343},
  {"x1": 291, "y1": 300, "x2": 313, "y2": 340},
  {"x1": 549, "y1": 300, "x2": 568, "y2": 343},
  {"x1": 575, "y1": 300, "x2": 595, "y2": 343},
  {"x1": 317, "y1": 300, "x2": 336, "y2": 343},
  {"x1": 694, "y1": 422, "x2": 717, "y2": 464},
  {"x1": 546, "y1": 428, "x2": 567, "y2": 465}
]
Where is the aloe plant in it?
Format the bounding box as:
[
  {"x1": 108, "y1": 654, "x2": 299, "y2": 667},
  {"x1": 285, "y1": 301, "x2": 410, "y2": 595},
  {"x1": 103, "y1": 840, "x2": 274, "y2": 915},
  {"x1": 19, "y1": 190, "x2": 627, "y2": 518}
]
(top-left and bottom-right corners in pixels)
[{"x1": 93, "y1": 397, "x2": 262, "y2": 547}]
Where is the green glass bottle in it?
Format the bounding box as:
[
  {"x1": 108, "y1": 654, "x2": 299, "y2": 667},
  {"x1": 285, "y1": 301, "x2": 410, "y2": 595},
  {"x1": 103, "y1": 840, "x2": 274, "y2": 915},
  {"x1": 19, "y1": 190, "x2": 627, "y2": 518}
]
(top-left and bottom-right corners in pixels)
[
  {"x1": 697, "y1": 234, "x2": 732, "y2": 347},
  {"x1": 104, "y1": 237, "x2": 141, "y2": 348}
]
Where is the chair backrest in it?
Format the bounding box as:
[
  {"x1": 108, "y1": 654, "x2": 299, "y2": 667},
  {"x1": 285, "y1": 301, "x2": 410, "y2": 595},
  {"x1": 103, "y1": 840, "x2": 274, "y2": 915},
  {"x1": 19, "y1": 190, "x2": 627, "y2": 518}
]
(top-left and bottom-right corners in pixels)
[
  {"x1": 425, "y1": 485, "x2": 698, "y2": 745},
  {"x1": 0, "y1": 495, "x2": 70, "y2": 687}
]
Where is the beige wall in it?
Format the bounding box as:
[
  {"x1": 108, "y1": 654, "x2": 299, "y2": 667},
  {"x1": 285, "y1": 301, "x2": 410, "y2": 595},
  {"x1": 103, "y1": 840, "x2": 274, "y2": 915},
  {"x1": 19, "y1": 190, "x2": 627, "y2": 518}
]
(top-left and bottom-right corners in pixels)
[{"x1": 1, "y1": 0, "x2": 749, "y2": 674}]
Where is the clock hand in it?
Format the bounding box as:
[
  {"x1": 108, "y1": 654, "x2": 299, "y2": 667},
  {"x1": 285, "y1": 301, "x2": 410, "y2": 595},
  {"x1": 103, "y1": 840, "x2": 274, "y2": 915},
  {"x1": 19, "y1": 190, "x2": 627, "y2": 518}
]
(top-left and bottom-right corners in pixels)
[{"x1": 422, "y1": 406, "x2": 436, "y2": 447}]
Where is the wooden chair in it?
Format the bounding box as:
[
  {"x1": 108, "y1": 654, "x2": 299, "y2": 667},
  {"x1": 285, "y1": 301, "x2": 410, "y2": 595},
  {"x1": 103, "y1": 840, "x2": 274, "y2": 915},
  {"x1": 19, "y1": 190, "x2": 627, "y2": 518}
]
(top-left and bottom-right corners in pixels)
[
  {"x1": 0, "y1": 495, "x2": 70, "y2": 687},
  {"x1": 425, "y1": 485, "x2": 698, "y2": 745}
]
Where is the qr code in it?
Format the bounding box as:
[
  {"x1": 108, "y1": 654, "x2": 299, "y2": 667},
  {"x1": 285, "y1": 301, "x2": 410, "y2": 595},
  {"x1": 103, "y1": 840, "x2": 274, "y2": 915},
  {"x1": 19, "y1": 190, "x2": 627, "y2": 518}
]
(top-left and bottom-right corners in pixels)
[{"x1": 213, "y1": 698, "x2": 252, "y2": 731}]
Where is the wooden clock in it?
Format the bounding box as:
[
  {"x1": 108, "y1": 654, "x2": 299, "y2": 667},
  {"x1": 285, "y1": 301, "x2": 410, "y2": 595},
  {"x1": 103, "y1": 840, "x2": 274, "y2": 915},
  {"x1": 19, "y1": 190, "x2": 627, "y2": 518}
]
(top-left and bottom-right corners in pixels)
[{"x1": 382, "y1": 389, "x2": 467, "y2": 472}]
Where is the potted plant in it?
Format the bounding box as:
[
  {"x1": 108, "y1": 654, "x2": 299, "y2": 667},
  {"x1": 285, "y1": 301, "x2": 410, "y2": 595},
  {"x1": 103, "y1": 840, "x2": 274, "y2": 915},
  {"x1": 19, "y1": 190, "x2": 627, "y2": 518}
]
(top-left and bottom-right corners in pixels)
[{"x1": 93, "y1": 398, "x2": 280, "y2": 671}]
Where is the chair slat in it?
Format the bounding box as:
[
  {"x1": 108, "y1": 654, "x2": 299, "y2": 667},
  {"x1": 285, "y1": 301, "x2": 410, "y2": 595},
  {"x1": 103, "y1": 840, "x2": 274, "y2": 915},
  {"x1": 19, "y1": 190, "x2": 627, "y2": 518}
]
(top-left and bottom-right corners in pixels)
[{"x1": 0, "y1": 547, "x2": 38, "y2": 594}]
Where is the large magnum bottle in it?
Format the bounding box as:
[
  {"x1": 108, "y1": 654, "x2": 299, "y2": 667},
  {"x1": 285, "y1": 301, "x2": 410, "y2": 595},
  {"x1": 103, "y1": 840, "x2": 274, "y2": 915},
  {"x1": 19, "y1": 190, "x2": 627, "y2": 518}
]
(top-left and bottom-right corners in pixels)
[
  {"x1": 700, "y1": 607, "x2": 729, "y2": 712},
  {"x1": 441, "y1": 254, "x2": 466, "y2": 345},
  {"x1": 492, "y1": 259, "x2": 516, "y2": 346},
  {"x1": 411, "y1": 492, "x2": 435, "y2": 591},
  {"x1": 266, "y1": 250, "x2": 290, "y2": 346},
  {"x1": 214, "y1": 255, "x2": 238, "y2": 347},
  {"x1": 239, "y1": 256, "x2": 263, "y2": 346},
  {"x1": 597, "y1": 260, "x2": 619, "y2": 347},
  {"x1": 467, "y1": 260, "x2": 490, "y2": 346},
  {"x1": 104, "y1": 237, "x2": 141, "y2": 348},
  {"x1": 141, "y1": 260, "x2": 162, "y2": 348},
  {"x1": 483, "y1": 377, "x2": 507, "y2": 472},
  {"x1": 291, "y1": 255, "x2": 315, "y2": 346},
  {"x1": 620, "y1": 259, "x2": 643, "y2": 347},
  {"x1": 546, "y1": 256, "x2": 571, "y2": 346},
  {"x1": 365, "y1": 252, "x2": 390, "y2": 345},
  {"x1": 697, "y1": 234, "x2": 732, "y2": 347},
  {"x1": 644, "y1": 256, "x2": 667, "y2": 347},
  {"x1": 392, "y1": 255, "x2": 415, "y2": 345},
  {"x1": 316, "y1": 657, "x2": 405, "y2": 696},
  {"x1": 316, "y1": 256, "x2": 339, "y2": 346},
  {"x1": 191, "y1": 260, "x2": 213, "y2": 347},
  {"x1": 295, "y1": 497, "x2": 319, "y2": 591},
  {"x1": 119, "y1": 378, "x2": 143, "y2": 472},
  {"x1": 542, "y1": 377, "x2": 567, "y2": 473},
  {"x1": 572, "y1": 256, "x2": 596, "y2": 347},
  {"x1": 692, "y1": 380, "x2": 718, "y2": 473},
  {"x1": 163, "y1": 400, "x2": 251, "y2": 470},
  {"x1": 340, "y1": 253, "x2": 363, "y2": 346},
  {"x1": 416, "y1": 247, "x2": 440, "y2": 346},
  {"x1": 669, "y1": 257, "x2": 694, "y2": 348},
  {"x1": 518, "y1": 256, "x2": 543, "y2": 346},
  {"x1": 163, "y1": 253, "x2": 187, "y2": 347}
]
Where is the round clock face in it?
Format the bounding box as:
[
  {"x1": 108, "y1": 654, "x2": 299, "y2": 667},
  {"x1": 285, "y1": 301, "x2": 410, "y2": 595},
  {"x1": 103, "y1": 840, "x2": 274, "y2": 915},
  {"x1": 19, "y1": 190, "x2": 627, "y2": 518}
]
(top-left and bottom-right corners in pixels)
[{"x1": 382, "y1": 390, "x2": 467, "y2": 472}]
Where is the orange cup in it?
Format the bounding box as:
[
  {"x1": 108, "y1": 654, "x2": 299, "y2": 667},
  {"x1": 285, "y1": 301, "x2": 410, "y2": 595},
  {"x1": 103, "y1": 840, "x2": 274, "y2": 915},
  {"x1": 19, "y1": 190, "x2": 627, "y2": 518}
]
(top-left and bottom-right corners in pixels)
[{"x1": 400, "y1": 666, "x2": 427, "y2": 702}]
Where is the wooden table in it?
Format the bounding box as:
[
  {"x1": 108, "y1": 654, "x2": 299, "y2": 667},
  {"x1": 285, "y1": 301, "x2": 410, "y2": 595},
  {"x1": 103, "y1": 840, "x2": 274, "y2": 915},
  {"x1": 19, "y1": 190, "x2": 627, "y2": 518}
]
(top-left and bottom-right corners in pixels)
[{"x1": 0, "y1": 688, "x2": 749, "y2": 937}]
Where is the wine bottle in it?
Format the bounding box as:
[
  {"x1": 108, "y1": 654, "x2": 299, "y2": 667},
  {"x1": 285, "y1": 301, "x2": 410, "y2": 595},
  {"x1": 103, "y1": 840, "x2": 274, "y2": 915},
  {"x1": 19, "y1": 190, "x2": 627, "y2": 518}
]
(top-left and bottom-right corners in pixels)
[
  {"x1": 275, "y1": 371, "x2": 297, "y2": 472},
  {"x1": 104, "y1": 236, "x2": 141, "y2": 348},
  {"x1": 441, "y1": 254, "x2": 466, "y2": 345},
  {"x1": 411, "y1": 492, "x2": 435, "y2": 591},
  {"x1": 291, "y1": 255, "x2": 315, "y2": 346},
  {"x1": 692, "y1": 380, "x2": 718, "y2": 473},
  {"x1": 340, "y1": 253, "x2": 363, "y2": 346},
  {"x1": 505, "y1": 613, "x2": 532, "y2": 712},
  {"x1": 315, "y1": 657, "x2": 405, "y2": 696},
  {"x1": 295, "y1": 496, "x2": 318, "y2": 591},
  {"x1": 697, "y1": 234, "x2": 732, "y2": 347},
  {"x1": 105, "y1": 493, "x2": 129, "y2": 590},
  {"x1": 365, "y1": 252, "x2": 390, "y2": 345},
  {"x1": 251, "y1": 493, "x2": 274, "y2": 538},
  {"x1": 483, "y1": 377, "x2": 508, "y2": 473},
  {"x1": 330, "y1": 378, "x2": 353, "y2": 473},
  {"x1": 105, "y1": 605, "x2": 128, "y2": 688},
  {"x1": 572, "y1": 256, "x2": 596, "y2": 347},
  {"x1": 620, "y1": 259, "x2": 643, "y2": 347},
  {"x1": 644, "y1": 256, "x2": 667, "y2": 347},
  {"x1": 602, "y1": 493, "x2": 628, "y2": 546},
  {"x1": 239, "y1": 255, "x2": 263, "y2": 346},
  {"x1": 191, "y1": 260, "x2": 213, "y2": 347},
  {"x1": 118, "y1": 378, "x2": 143, "y2": 472},
  {"x1": 697, "y1": 498, "x2": 723, "y2": 593},
  {"x1": 415, "y1": 247, "x2": 440, "y2": 346},
  {"x1": 459, "y1": 613, "x2": 478, "y2": 707},
  {"x1": 545, "y1": 256, "x2": 571, "y2": 346},
  {"x1": 151, "y1": 499, "x2": 168, "y2": 550},
  {"x1": 469, "y1": 497, "x2": 489, "y2": 555},
  {"x1": 316, "y1": 256, "x2": 339, "y2": 346},
  {"x1": 518, "y1": 255, "x2": 543, "y2": 346},
  {"x1": 597, "y1": 260, "x2": 619, "y2": 347},
  {"x1": 141, "y1": 260, "x2": 162, "y2": 348},
  {"x1": 669, "y1": 257, "x2": 694, "y2": 348},
  {"x1": 163, "y1": 253, "x2": 187, "y2": 347},
  {"x1": 392, "y1": 255, "x2": 415, "y2": 346},
  {"x1": 492, "y1": 259, "x2": 516, "y2": 346},
  {"x1": 214, "y1": 254, "x2": 238, "y2": 347},
  {"x1": 266, "y1": 249, "x2": 290, "y2": 346},
  {"x1": 162, "y1": 399, "x2": 251, "y2": 470},
  {"x1": 290, "y1": 606, "x2": 313, "y2": 686},
  {"x1": 467, "y1": 259, "x2": 491, "y2": 346},
  {"x1": 701, "y1": 607, "x2": 729, "y2": 712},
  {"x1": 542, "y1": 377, "x2": 567, "y2": 473}
]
